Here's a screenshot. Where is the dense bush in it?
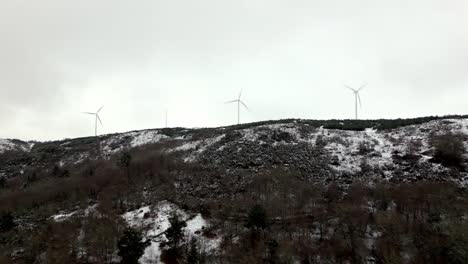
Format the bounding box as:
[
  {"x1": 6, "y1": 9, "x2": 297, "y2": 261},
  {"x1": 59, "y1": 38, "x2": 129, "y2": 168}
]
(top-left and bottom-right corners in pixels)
[
  {"x1": 431, "y1": 132, "x2": 465, "y2": 168},
  {"x1": 271, "y1": 130, "x2": 294, "y2": 142}
]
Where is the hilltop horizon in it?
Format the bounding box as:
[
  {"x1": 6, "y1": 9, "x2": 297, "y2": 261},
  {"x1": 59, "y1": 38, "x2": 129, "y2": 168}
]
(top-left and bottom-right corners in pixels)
[{"x1": 3, "y1": 113, "x2": 468, "y2": 142}]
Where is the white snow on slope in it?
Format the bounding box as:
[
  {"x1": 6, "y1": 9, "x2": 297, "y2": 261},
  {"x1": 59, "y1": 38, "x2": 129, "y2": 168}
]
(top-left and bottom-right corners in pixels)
[
  {"x1": 5, "y1": 118, "x2": 468, "y2": 179},
  {"x1": 241, "y1": 128, "x2": 259, "y2": 142},
  {"x1": 172, "y1": 134, "x2": 225, "y2": 163},
  {"x1": 318, "y1": 119, "x2": 468, "y2": 174},
  {"x1": 447, "y1": 119, "x2": 468, "y2": 157},
  {"x1": 173, "y1": 140, "x2": 201, "y2": 152},
  {"x1": 130, "y1": 131, "x2": 168, "y2": 148},
  {"x1": 169, "y1": 119, "x2": 467, "y2": 176},
  {"x1": 101, "y1": 130, "x2": 168, "y2": 155},
  {"x1": 322, "y1": 129, "x2": 396, "y2": 173},
  {"x1": 0, "y1": 139, "x2": 15, "y2": 153},
  {"x1": 123, "y1": 201, "x2": 220, "y2": 264},
  {"x1": 0, "y1": 139, "x2": 31, "y2": 154},
  {"x1": 447, "y1": 118, "x2": 468, "y2": 134},
  {"x1": 52, "y1": 211, "x2": 78, "y2": 222},
  {"x1": 186, "y1": 214, "x2": 222, "y2": 253},
  {"x1": 51, "y1": 204, "x2": 98, "y2": 222}
]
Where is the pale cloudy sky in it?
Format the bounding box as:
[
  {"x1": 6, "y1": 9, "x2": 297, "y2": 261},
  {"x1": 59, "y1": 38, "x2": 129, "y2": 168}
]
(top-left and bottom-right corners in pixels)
[{"x1": 1, "y1": 0, "x2": 467, "y2": 140}]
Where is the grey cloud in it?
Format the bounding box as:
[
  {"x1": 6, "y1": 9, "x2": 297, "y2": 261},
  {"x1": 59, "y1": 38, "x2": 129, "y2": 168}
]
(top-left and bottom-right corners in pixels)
[{"x1": 1, "y1": 0, "x2": 467, "y2": 140}]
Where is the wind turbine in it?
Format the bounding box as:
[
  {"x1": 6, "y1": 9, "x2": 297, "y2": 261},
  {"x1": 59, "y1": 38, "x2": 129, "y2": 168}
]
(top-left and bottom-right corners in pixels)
[
  {"x1": 165, "y1": 109, "x2": 168, "y2": 128},
  {"x1": 225, "y1": 90, "x2": 249, "y2": 125},
  {"x1": 83, "y1": 105, "x2": 104, "y2": 136},
  {"x1": 345, "y1": 83, "x2": 366, "y2": 120}
]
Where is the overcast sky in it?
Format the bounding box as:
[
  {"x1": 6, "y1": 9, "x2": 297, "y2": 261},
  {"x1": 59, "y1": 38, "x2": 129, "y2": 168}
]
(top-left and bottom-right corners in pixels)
[{"x1": 1, "y1": 0, "x2": 467, "y2": 141}]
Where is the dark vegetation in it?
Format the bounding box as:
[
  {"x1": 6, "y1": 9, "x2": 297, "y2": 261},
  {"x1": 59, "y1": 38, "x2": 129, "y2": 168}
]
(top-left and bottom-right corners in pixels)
[
  {"x1": 0, "y1": 212, "x2": 15, "y2": 233},
  {"x1": 0, "y1": 117, "x2": 467, "y2": 263},
  {"x1": 0, "y1": 143, "x2": 178, "y2": 263},
  {"x1": 118, "y1": 227, "x2": 150, "y2": 264},
  {"x1": 161, "y1": 213, "x2": 188, "y2": 263},
  {"x1": 431, "y1": 132, "x2": 466, "y2": 170},
  {"x1": 228, "y1": 114, "x2": 468, "y2": 131},
  {"x1": 0, "y1": 146, "x2": 466, "y2": 263},
  {"x1": 215, "y1": 179, "x2": 468, "y2": 264}
]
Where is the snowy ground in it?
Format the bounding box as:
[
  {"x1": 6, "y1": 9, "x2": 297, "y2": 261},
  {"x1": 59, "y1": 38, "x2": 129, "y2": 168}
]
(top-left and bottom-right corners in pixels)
[
  {"x1": 51, "y1": 204, "x2": 98, "y2": 222},
  {"x1": 172, "y1": 119, "x2": 468, "y2": 178},
  {"x1": 101, "y1": 130, "x2": 168, "y2": 155},
  {"x1": 0, "y1": 139, "x2": 16, "y2": 153},
  {"x1": 0, "y1": 139, "x2": 31, "y2": 154},
  {"x1": 3, "y1": 118, "x2": 468, "y2": 184},
  {"x1": 171, "y1": 134, "x2": 225, "y2": 162},
  {"x1": 122, "y1": 201, "x2": 221, "y2": 264}
]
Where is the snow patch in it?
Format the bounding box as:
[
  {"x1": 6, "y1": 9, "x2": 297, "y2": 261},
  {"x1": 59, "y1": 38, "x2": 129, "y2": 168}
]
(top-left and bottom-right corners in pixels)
[
  {"x1": 241, "y1": 129, "x2": 258, "y2": 141},
  {"x1": 0, "y1": 139, "x2": 16, "y2": 153},
  {"x1": 172, "y1": 135, "x2": 225, "y2": 163},
  {"x1": 130, "y1": 131, "x2": 168, "y2": 148},
  {"x1": 51, "y1": 204, "x2": 98, "y2": 222},
  {"x1": 101, "y1": 130, "x2": 168, "y2": 155},
  {"x1": 0, "y1": 139, "x2": 30, "y2": 154},
  {"x1": 122, "y1": 201, "x2": 219, "y2": 264},
  {"x1": 52, "y1": 211, "x2": 78, "y2": 222}
]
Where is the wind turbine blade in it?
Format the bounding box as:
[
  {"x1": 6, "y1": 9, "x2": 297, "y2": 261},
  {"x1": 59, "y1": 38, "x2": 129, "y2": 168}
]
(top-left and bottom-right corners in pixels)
[
  {"x1": 97, "y1": 105, "x2": 104, "y2": 113},
  {"x1": 358, "y1": 83, "x2": 367, "y2": 91},
  {"x1": 82, "y1": 112, "x2": 96, "y2": 115},
  {"x1": 238, "y1": 89, "x2": 243, "y2": 100},
  {"x1": 345, "y1": 85, "x2": 357, "y2": 92},
  {"x1": 97, "y1": 115, "x2": 103, "y2": 126},
  {"x1": 240, "y1": 100, "x2": 249, "y2": 110},
  {"x1": 358, "y1": 94, "x2": 363, "y2": 109},
  {"x1": 225, "y1": 100, "x2": 238, "y2": 104}
]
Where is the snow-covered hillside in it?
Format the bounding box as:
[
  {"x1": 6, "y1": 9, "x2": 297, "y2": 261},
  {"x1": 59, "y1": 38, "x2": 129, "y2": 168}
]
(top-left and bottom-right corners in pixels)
[{"x1": 1, "y1": 117, "x2": 468, "y2": 186}]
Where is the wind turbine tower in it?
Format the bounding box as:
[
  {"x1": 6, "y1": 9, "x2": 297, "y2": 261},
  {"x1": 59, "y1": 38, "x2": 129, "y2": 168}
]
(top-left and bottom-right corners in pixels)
[
  {"x1": 345, "y1": 84, "x2": 366, "y2": 120},
  {"x1": 225, "y1": 90, "x2": 249, "y2": 125},
  {"x1": 165, "y1": 109, "x2": 168, "y2": 128},
  {"x1": 83, "y1": 105, "x2": 104, "y2": 136}
]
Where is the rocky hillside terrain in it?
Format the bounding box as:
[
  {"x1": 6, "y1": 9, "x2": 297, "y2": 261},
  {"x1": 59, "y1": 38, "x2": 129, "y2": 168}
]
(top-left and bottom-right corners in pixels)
[
  {"x1": 1, "y1": 116, "x2": 468, "y2": 264},
  {"x1": 1, "y1": 116, "x2": 468, "y2": 187}
]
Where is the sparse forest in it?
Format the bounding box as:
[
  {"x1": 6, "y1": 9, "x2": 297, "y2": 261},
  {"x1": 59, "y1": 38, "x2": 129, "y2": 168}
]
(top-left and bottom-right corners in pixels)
[{"x1": 0, "y1": 118, "x2": 467, "y2": 263}]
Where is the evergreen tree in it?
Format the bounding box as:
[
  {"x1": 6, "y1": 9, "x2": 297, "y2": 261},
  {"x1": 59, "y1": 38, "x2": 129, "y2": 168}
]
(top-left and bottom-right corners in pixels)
[
  {"x1": 186, "y1": 238, "x2": 201, "y2": 264},
  {"x1": 447, "y1": 237, "x2": 468, "y2": 264},
  {"x1": 0, "y1": 177, "x2": 5, "y2": 189},
  {"x1": 52, "y1": 165, "x2": 60, "y2": 177},
  {"x1": 246, "y1": 204, "x2": 268, "y2": 231},
  {"x1": 447, "y1": 225, "x2": 468, "y2": 264},
  {"x1": 117, "y1": 227, "x2": 149, "y2": 264},
  {"x1": 0, "y1": 212, "x2": 15, "y2": 232},
  {"x1": 118, "y1": 151, "x2": 132, "y2": 182},
  {"x1": 267, "y1": 239, "x2": 279, "y2": 263},
  {"x1": 165, "y1": 213, "x2": 187, "y2": 251}
]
